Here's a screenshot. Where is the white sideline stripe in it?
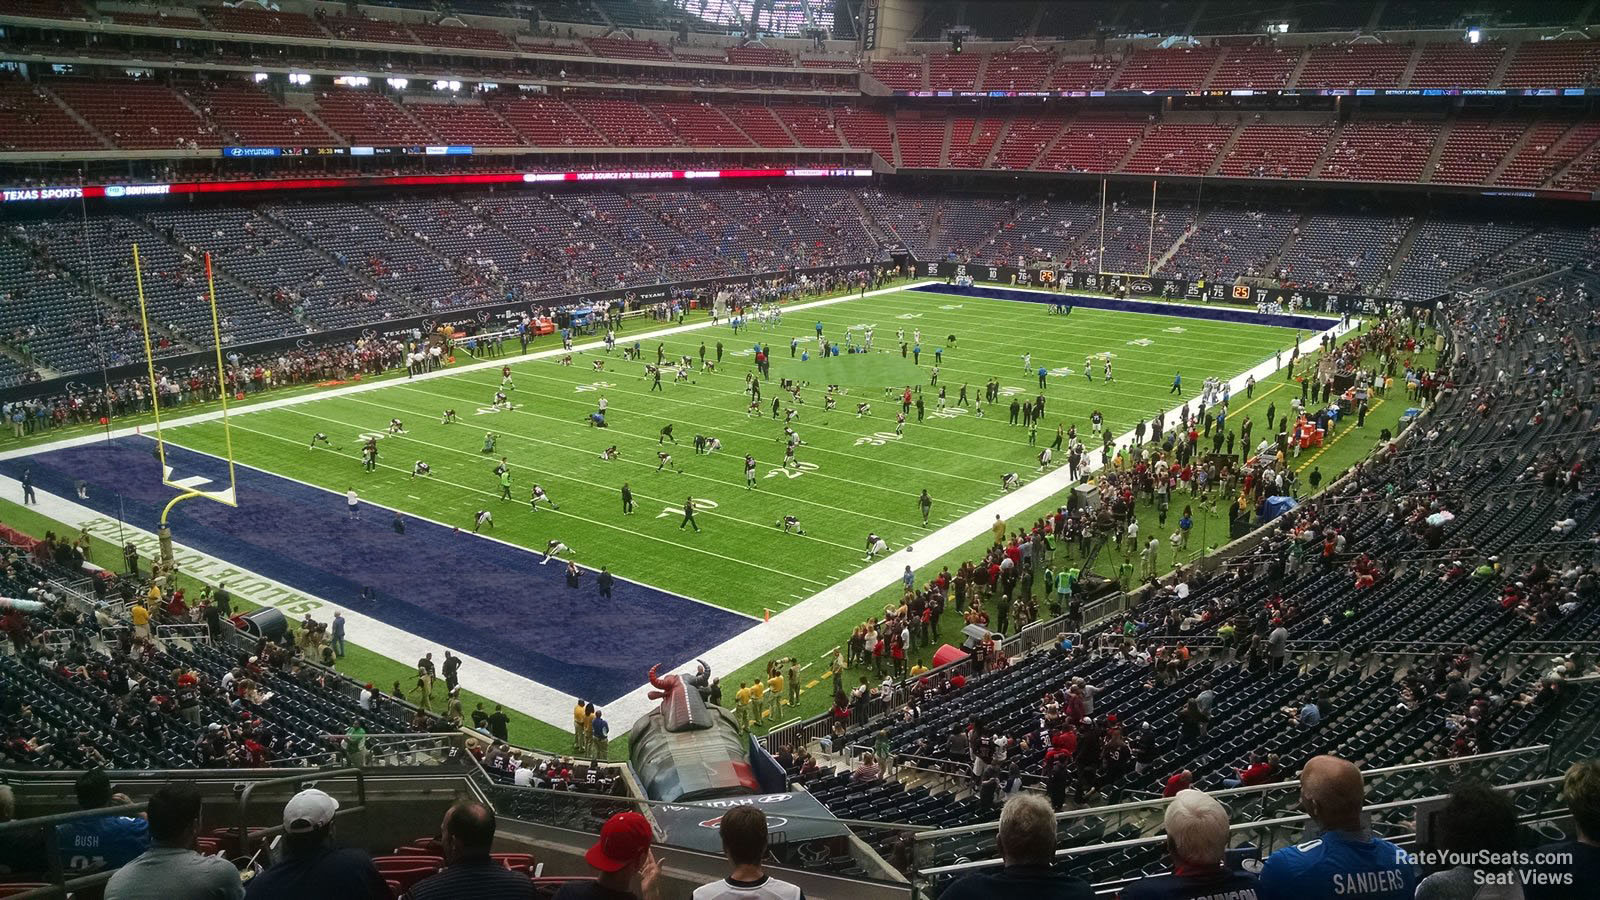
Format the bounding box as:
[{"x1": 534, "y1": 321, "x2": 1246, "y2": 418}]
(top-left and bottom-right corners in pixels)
[
  {"x1": 0, "y1": 280, "x2": 941, "y2": 465},
  {"x1": 0, "y1": 281, "x2": 936, "y2": 731},
  {"x1": 1, "y1": 283, "x2": 1352, "y2": 734},
  {"x1": 0, "y1": 476, "x2": 587, "y2": 732},
  {"x1": 598, "y1": 311, "x2": 1358, "y2": 724}
]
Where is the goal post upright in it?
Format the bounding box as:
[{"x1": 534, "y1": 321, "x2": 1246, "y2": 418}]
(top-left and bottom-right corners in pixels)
[{"x1": 133, "y1": 245, "x2": 239, "y2": 570}]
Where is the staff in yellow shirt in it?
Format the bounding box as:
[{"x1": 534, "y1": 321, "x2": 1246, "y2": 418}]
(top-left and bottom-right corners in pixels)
[
  {"x1": 734, "y1": 682, "x2": 752, "y2": 731},
  {"x1": 573, "y1": 700, "x2": 589, "y2": 753},
  {"x1": 749, "y1": 678, "x2": 766, "y2": 722},
  {"x1": 129, "y1": 602, "x2": 150, "y2": 639},
  {"x1": 767, "y1": 672, "x2": 784, "y2": 719}
]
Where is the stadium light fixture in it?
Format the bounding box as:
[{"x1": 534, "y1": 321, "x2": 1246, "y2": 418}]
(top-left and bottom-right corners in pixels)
[
  {"x1": 334, "y1": 75, "x2": 370, "y2": 87},
  {"x1": 386, "y1": 77, "x2": 409, "y2": 90},
  {"x1": 1270, "y1": 22, "x2": 1289, "y2": 34},
  {"x1": 287, "y1": 73, "x2": 311, "y2": 86},
  {"x1": 433, "y1": 79, "x2": 462, "y2": 91},
  {"x1": 1466, "y1": 27, "x2": 1482, "y2": 43},
  {"x1": 252, "y1": 72, "x2": 269, "y2": 83}
]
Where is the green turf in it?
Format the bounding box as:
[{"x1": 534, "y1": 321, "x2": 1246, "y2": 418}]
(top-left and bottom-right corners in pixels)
[
  {"x1": 157, "y1": 291, "x2": 1308, "y2": 617},
  {"x1": 0, "y1": 289, "x2": 1424, "y2": 753}
]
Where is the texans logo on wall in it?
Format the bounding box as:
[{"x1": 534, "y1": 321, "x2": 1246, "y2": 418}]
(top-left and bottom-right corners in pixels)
[
  {"x1": 477, "y1": 310, "x2": 492, "y2": 324},
  {"x1": 422, "y1": 318, "x2": 438, "y2": 333},
  {"x1": 295, "y1": 339, "x2": 314, "y2": 350},
  {"x1": 361, "y1": 328, "x2": 378, "y2": 340}
]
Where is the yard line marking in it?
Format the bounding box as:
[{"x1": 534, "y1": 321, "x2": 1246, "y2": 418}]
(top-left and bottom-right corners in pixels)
[
  {"x1": 314, "y1": 394, "x2": 896, "y2": 550},
  {"x1": 219, "y1": 417, "x2": 826, "y2": 593},
  {"x1": 390, "y1": 380, "x2": 970, "y2": 504},
  {"x1": 597, "y1": 314, "x2": 1358, "y2": 724},
  {"x1": 427, "y1": 372, "x2": 1012, "y2": 487},
  {"x1": 0, "y1": 279, "x2": 943, "y2": 466}
]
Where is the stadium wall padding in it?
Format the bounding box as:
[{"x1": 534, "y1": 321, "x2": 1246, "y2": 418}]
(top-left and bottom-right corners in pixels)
[
  {"x1": 913, "y1": 283, "x2": 1341, "y2": 332},
  {"x1": 911, "y1": 260, "x2": 1446, "y2": 317},
  {"x1": 9, "y1": 262, "x2": 868, "y2": 402}
]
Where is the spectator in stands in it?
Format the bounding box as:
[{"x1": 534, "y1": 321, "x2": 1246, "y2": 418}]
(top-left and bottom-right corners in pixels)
[
  {"x1": 1221, "y1": 753, "x2": 1280, "y2": 788},
  {"x1": 1415, "y1": 780, "x2": 1521, "y2": 900},
  {"x1": 940, "y1": 794, "x2": 1093, "y2": 900},
  {"x1": 1162, "y1": 770, "x2": 1194, "y2": 797},
  {"x1": 852, "y1": 751, "x2": 882, "y2": 783},
  {"x1": 1528, "y1": 758, "x2": 1600, "y2": 900},
  {"x1": 55, "y1": 768, "x2": 150, "y2": 876},
  {"x1": 245, "y1": 788, "x2": 387, "y2": 900},
  {"x1": 692, "y1": 804, "x2": 803, "y2": 900},
  {"x1": 106, "y1": 783, "x2": 243, "y2": 900},
  {"x1": 555, "y1": 810, "x2": 660, "y2": 900},
  {"x1": 408, "y1": 801, "x2": 532, "y2": 900},
  {"x1": 0, "y1": 784, "x2": 45, "y2": 879},
  {"x1": 1123, "y1": 790, "x2": 1256, "y2": 900},
  {"x1": 1257, "y1": 755, "x2": 1414, "y2": 900}
]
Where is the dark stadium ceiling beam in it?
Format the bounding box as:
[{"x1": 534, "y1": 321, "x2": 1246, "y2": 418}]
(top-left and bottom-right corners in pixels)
[
  {"x1": 0, "y1": 50, "x2": 850, "y2": 100},
  {"x1": 0, "y1": 13, "x2": 857, "y2": 76}
]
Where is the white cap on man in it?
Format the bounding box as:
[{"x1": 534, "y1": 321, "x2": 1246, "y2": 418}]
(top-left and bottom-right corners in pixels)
[{"x1": 283, "y1": 788, "x2": 340, "y2": 833}]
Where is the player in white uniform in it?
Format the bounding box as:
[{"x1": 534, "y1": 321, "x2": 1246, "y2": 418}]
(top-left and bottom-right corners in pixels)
[
  {"x1": 864, "y1": 533, "x2": 888, "y2": 560},
  {"x1": 310, "y1": 432, "x2": 332, "y2": 449},
  {"x1": 529, "y1": 485, "x2": 560, "y2": 511},
  {"x1": 411, "y1": 460, "x2": 431, "y2": 478},
  {"x1": 492, "y1": 390, "x2": 510, "y2": 409},
  {"x1": 600, "y1": 446, "x2": 619, "y2": 461},
  {"x1": 472, "y1": 509, "x2": 494, "y2": 532},
  {"x1": 541, "y1": 540, "x2": 569, "y2": 564},
  {"x1": 388, "y1": 418, "x2": 405, "y2": 434},
  {"x1": 440, "y1": 409, "x2": 457, "y2": 424},
  {"x1": 778, "y1": 515, "x2": 805, "y2": 534},
  {"x1": 1002, "y1": 472, "x2": 1021, "y2": 491},
  {"x1": 656, "y1": 451, "x2": 680, "y2": 473},
  {"x1": 744, "y1": 454, "x2": 758, "y2": 489}
]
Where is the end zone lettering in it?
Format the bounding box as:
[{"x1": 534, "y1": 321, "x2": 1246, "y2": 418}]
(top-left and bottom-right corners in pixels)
[{"x1": 3, "y1": 186, "x2": 84, "y2": 202}]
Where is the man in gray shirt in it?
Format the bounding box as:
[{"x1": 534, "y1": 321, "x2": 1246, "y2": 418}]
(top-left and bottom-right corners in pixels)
[
  {"x1": 106, "y1": 783, "x2": 242, "y2": 900},
  {"x1": 1267, "y1": 624, "x2": 1289, "y2": 671}
]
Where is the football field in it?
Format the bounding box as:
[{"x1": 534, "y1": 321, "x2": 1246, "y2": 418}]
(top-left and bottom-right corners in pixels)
[{"x1": 156, "y1": 289, "x2": 1306, "y2": 617}]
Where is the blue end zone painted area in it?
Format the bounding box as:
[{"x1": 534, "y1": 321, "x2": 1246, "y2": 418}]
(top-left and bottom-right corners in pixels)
[
  {"x1": 913, "y1": 283, "x2": 1339, "y2": 332},
  {"x1": 0, "y1": 437, "x2": 752, "y2": 704}
]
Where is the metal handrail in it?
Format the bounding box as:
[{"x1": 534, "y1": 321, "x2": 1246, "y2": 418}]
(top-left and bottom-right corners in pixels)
[
  {"x1": 909, "y1": 743, "x2": 1550, "y2": 842},
  {"x1": 236, "y1": 766, "x2": 366, "y2": 851},
  {"x1": 0, "y1": 801, "x2": 148, "y2": 900},
  {"x1": 914, "y1": 773, "x2": 1568, "y2": 880}
]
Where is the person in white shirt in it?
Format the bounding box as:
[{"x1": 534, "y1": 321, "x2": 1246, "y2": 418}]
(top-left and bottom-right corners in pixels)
[
  {"x1": 345, "y1": 488, "x2": 359, "y2": 520},
  {"x1": 692, "y1": 805, "x2": 804, "y2": 900},
  {"x1": 512, "y1": 756, "x2": 537, "y2": 787}
]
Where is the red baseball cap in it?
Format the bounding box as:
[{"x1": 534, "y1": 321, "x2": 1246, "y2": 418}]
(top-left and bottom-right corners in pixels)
[{"x1": 586, "y1": 811, "x2": 653, "y2": 873}]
